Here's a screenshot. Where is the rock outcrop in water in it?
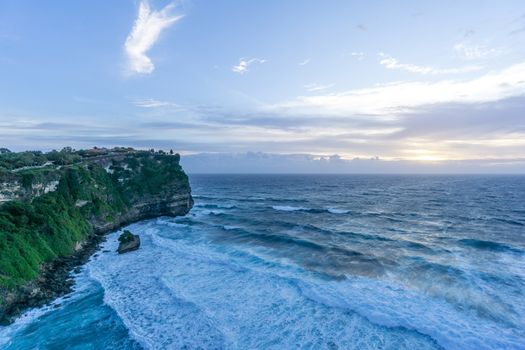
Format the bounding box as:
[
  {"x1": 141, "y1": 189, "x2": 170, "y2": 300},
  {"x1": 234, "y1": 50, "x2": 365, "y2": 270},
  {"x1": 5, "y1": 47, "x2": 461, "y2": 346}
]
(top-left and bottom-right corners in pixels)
[
  {"x1": 117, "y1": 231, "x2": 140, "y2": 254},
  {"x1": 0, "y1": 147, "x2": 193, "y2": 324}
]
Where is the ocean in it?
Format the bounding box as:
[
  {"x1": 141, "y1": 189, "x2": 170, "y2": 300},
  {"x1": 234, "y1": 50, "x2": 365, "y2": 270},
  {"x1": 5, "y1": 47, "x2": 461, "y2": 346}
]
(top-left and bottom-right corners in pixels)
[{"x1": 1, "y1": 175, "x2": 524, "y2": 349}]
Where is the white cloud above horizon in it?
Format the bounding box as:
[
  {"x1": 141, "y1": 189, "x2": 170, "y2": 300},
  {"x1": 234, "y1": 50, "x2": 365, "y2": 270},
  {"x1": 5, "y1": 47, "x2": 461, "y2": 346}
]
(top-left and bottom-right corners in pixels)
[
  {"x1": 124, "y1": 0, "x2": 183, "y2": 75},
  {"x1": 272, "y1": 61, "x2": 525, "y2": 117},
  {"x1": 378, "y1": 53, "x2": 483, "y2": 75},
  {"x1": 303, "y1": 83, "x2": 335, "y2": 92},
  {"x1": 232, "y1": 58, "x2": 266, "y2": 74}
]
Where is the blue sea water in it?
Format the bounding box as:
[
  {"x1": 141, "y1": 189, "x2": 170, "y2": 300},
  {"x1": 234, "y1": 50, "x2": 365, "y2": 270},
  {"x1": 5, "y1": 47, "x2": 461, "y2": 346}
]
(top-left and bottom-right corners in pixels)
[{"x1": 1, "y1": 175, "x2": 525, "y2": 350}]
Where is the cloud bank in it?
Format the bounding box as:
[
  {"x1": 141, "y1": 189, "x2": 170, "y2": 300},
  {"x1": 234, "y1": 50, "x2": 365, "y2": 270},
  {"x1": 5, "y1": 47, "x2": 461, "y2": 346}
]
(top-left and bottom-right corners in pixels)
[
  {"x1": 124, "y1": 0, "x2": 182, "y2": 75},
  {"x1": 181, "y1": 153, "x2": 525, "y2": 174},
  {"x1": 4, "y1": 95, "x2": 525, "y2": 163}
]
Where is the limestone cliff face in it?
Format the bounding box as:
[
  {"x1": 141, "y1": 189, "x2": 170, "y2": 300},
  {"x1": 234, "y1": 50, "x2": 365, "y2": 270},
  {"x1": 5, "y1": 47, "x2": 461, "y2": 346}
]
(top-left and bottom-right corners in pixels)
[
  {"x1": 83, "y1": 152, "x2": 193, "y2": 233},
  {"x1": 0, "y1": 169, "x2": 60, "y2": 202},
  {"x1": 0, "y1": 149, "x2": 193, "y2": 323},
  {"x1": 90, "y1": 191, "x2": 193, "y2": 233}
]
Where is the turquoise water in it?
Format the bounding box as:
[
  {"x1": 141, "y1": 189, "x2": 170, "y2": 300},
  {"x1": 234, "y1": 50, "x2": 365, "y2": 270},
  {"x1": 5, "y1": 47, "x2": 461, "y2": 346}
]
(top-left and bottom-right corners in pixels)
[{"x1": 1, "y1": 175, "x2": 524, "y2": 349}]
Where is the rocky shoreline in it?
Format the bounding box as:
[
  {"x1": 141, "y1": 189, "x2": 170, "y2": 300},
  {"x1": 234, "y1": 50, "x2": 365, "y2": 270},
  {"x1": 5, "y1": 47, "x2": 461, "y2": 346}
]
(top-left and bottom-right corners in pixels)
[
  {"x1": 0, "y1": 233, "x2": 105, "y2": 325},
  {"x1": 0, "y1": 213, "x2": 188, "y2": 325}
]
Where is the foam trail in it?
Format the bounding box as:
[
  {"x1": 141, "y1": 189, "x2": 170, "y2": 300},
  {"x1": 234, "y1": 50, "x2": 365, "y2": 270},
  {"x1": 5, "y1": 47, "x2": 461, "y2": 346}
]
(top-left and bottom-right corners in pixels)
[
  {"x1": 327, "y1": 207, "x2": 350, "y2": 214},
  {"x1": 272, "y1": 205, "x2": 308, "y2": 211}
]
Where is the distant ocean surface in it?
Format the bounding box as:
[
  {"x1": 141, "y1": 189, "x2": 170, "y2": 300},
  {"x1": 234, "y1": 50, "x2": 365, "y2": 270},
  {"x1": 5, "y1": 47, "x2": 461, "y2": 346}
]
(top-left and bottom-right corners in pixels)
[{"x1": 1, "y1": 175, "x2": 525, "y2": 350}]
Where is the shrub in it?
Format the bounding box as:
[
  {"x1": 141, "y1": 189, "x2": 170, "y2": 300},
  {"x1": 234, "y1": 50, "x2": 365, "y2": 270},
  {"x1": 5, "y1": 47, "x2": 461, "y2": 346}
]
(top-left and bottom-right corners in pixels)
[{"x1": 118, "y1": 230, "x2": 135, "y2": 243}]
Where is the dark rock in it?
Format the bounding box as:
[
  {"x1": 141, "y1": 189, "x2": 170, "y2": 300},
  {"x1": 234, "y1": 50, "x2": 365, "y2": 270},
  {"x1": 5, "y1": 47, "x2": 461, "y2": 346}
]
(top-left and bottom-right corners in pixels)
[
  {"x1": 117, "y1": 231, "x2": 141, "y2": 254},
  {"x1": 0, "y1": 234, "x2": 105, "y2": 325}
]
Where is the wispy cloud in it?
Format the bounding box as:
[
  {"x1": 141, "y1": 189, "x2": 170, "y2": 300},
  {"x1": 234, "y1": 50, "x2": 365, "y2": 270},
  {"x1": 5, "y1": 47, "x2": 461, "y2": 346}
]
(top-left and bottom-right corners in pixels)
[
  {"x1": 378, "y1": 53, "x2": 482, "y2": 75},
  {"x1": 232, "y1": 58, "x2": 266, "y2": 74},
  {"x1": 272, "y1": 61, "x2": 525, "y2": 116},
  {"x1": 303, "y1": 83, "x2": 335, "y2": 92},
  {"x1": 299, "y1": 58, "x2": 311, "y2": 66},
  {"x1": 453, "y1": 42, "x2": 497, "y2": 60},
  {"x1": 132, "y1": 98, "x2": 178, "y2": 108},
  {"x1": 349, "y1": 52, "x2": 365, "y2": 60},
  {"x1": 124, "y1": 0, "x2": 183, "y2": 75}
]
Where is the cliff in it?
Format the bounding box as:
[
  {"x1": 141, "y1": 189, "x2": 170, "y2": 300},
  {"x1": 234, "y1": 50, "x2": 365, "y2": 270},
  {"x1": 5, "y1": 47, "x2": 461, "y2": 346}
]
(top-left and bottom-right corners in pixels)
[{"x1": 0, "y1": 148, "x2": 193, "y2": 323}]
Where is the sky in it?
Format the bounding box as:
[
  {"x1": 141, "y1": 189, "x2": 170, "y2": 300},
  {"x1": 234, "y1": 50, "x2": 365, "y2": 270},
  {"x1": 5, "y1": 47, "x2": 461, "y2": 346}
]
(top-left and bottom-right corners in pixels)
[{"x1": 1, "y1": 0, "x2": 525, "y2": 172}]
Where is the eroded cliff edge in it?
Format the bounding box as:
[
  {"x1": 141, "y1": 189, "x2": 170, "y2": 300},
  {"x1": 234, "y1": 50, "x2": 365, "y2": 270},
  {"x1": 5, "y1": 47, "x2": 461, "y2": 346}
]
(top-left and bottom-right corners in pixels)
[{"x1": 0, "y1": 148, "x2": 193, "y2": 323}]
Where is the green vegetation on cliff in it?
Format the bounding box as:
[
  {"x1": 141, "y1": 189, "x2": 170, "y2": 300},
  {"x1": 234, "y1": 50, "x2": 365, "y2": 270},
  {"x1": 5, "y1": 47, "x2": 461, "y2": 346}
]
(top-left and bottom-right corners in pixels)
[
  {"x1": 0, "y1": 174, "x2": 91, "y2": 287},
  {"x1": 0, "y1": 148, "x2": 191, "y2": 289}
]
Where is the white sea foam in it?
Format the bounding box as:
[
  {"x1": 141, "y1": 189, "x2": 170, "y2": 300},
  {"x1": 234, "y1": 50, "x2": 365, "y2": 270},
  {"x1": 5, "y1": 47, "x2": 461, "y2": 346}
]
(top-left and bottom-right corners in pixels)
[
  {"x1": 85, "y1": 225, "x2": 438, "y2": 349},
  {"x1": 79, "y1": 221, "x2": 524, "y2": 350},
  {"x1": 195, "y1": 203, "x2": 235, "y2": 209},
  {"x1": 166, "y1": 221, "x2": 189, "y2": 228},
  {"x1": 272, "y1": 206, "x2": 350, "y2": 214},
  {"x1": 298, "y1": 277, "x2": 524, "y2": 350},
  {"x1": 272, "y1": 205, "x2": 308, "y2": 212},
  {"x1": 327, "y1": 208, "x2": 350, "y2": 214}
]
